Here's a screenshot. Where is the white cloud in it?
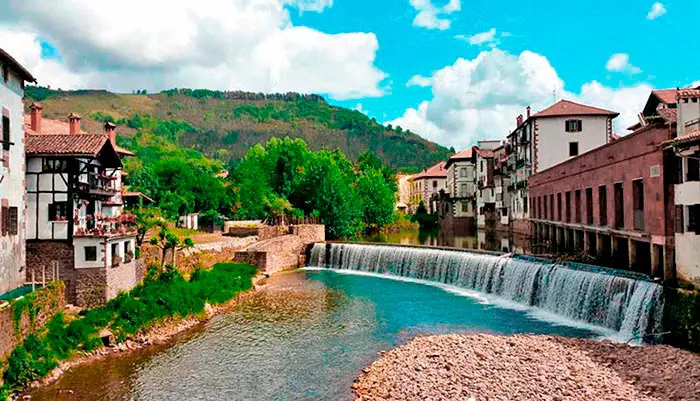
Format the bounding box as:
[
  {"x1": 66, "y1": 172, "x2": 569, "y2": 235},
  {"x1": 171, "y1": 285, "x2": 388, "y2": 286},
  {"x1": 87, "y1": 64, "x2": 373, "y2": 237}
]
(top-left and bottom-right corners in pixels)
[
  {"x1": 692, "y1": 81, "x2": 700, "y2": 88},
  {"x1": 407, "y1": 74, "x2": 433, "y2": 87},
  {"x1": 389, "y1": 49, "x2": 652, "y2": 150},
  {"x1": 410, "y1": 0, "x2": 461, "y2": 31},
  {"x1": 455, "y1": 28, "x2": 499, "y2": 47},
  {"x1": 0, "y1": 0, "x2": 384, "y2": 100},
  {"x1": 605, "y1": 53, "x2": 642, "y2": 74},
  {"x1": 647, "y1": 2, "x2": 666, "y2": 20}
]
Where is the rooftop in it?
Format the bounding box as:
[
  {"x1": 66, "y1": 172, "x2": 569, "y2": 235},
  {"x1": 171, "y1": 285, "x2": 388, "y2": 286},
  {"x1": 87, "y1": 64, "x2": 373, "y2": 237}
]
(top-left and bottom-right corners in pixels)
[
  {"x1": 531, "y1": 100, "x2": 619, "y2": 118},
  {"x1": 672, "y1": 128, "x2": 700, "y2": 146},
  {"x1": 26, "y1": 134, "x2": 111, "y2": 156},
  {"x1": 0, "y1": 48, "x2": 36, "y2": 83},
  {"x1": 413, "y1": 161, "x2": 447, "y2": 179}
]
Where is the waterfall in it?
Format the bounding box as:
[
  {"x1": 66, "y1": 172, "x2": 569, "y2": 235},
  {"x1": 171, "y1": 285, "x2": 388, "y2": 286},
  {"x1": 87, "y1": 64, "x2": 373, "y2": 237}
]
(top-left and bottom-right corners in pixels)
[{"x1": 308, "y1": 243, "x2": 664, "y2": 340}]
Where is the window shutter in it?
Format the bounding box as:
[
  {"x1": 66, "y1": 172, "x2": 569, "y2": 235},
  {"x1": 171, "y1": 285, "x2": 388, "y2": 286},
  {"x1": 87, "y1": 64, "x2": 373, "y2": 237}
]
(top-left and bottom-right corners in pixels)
[
  {"x1": 8, "y1": 207, "x2": 17, "y2": 235},
  {"x1": 1, "y1": 206, "x2": 8, "y2": 236},
  {"x1": 577, "y1": 120, "x2": 583, "y2": 132},
  {"x1": 675, "y1": 206, "x2": 684, "y2": 233}
]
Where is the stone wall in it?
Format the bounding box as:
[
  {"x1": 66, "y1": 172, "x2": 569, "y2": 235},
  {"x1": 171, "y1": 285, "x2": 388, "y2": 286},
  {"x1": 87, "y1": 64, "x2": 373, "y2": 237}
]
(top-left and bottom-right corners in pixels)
[
  {"x1": 105, "y1": 259, "x2": 141, "y2": 300},
  {"x1": 0, "y1": 282, "x2": 65, "y2": 362},
  {"x1": 258, "y1": 225, "x2": 290, "y2": 241},
  {"x1": 290, "y1": 225, "x2": 325, "y2": 245},
  {"x1": 26, "y1": 241, "x2": 76, "y2": 303},
  {"x1": 234, "y1": 235, "x2": 305, "y2": 275}
]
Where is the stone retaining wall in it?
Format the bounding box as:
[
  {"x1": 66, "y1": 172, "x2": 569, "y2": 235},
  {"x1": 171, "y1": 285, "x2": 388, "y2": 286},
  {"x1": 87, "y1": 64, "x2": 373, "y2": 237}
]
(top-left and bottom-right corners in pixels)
[
  {"x1": 0, "y1": 282, "x2": 65, "y2": 362},
  {"x1": 234, "y1": 235, "x2": 306, "y2": 274}
]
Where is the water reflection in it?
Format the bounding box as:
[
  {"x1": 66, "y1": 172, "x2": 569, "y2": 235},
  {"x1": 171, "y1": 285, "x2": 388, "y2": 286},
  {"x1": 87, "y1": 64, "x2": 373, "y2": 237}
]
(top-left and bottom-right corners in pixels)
[{"x1": 359, "y1": 228, "x2": 531, "y2": 254}]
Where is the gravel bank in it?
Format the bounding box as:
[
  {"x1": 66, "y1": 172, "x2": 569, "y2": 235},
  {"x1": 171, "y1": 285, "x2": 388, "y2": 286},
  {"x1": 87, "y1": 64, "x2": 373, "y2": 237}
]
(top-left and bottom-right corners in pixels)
[{"x1": 353, "y1": 334, "x2": 700, "y2": 401}]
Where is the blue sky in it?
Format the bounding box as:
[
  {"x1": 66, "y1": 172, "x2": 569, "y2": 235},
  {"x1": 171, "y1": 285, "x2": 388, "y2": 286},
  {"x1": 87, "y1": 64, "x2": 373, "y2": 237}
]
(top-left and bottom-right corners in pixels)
[{"x1": 1, "y1": 0, "x2": 698, "y2": 149}]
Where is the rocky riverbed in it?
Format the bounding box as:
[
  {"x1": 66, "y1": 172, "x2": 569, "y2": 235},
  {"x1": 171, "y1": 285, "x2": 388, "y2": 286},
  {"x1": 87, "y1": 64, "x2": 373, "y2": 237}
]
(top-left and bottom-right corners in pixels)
[{"x1": 353, "y1": 334, "x2": 700, "y2": 401}]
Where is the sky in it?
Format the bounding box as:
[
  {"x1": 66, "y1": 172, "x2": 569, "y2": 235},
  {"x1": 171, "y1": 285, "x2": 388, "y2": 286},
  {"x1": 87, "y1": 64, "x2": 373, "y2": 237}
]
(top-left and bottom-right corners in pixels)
[{"x1": 0, "y1": 0, "x2": 698, "y2": 151}]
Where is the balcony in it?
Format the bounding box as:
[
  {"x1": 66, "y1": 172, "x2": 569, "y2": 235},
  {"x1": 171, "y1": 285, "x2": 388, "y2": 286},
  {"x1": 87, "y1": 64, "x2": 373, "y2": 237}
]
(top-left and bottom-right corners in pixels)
[
  {"x1": 74, "y1": 213, "x2": 137, "y2": 238},
  {"x1": 77, "y1": 173, "x2": 119, "y2": 198}
]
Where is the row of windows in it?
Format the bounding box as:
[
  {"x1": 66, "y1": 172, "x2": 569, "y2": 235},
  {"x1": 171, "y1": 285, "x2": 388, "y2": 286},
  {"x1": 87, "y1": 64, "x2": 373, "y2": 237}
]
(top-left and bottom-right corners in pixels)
[
  {"x1": 84, "y1": 241, "x2": 133, "y2": 262},
  {"x1": 531, "y1": 180, "x2": 644, "y2": 230}
]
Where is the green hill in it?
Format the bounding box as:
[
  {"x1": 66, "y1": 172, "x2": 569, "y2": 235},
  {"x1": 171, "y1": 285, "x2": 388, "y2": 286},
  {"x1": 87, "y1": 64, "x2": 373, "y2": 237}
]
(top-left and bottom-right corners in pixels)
[{"x1": 25, "y1": 87, "x2": 451, "y2": 171}]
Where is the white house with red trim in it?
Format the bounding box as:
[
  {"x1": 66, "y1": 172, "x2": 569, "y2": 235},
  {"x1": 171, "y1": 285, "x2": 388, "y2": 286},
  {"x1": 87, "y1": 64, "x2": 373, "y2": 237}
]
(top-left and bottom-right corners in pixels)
[{"x1": 505, "y1": 100, "x2": 619, "y2": 233}]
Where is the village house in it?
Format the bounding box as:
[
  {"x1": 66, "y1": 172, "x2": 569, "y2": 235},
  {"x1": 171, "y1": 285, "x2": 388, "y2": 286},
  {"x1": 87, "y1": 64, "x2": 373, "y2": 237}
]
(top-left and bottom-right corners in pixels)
[
  {"x1": 411, "y1": 161, "x2": 447, "y2": 214},
  {"x1": 442, "y1": 149, "x2": 476, "y2": 230},
  {"x1": 395, "y1": 173, "x2": 415, "y2": 214},
  {"x1": 24, "y1": 105, "x2": 141, "y2": 306},
  {"x1": 527, "y1": 91, "x2": 677, "y2": 281},
  {"x1": 474, "y1": 140, "x2": 503, "y2": 229},
  {"x1": 506, "y1": 100, "x2": 619, "y2": 235},
  {"x1": 668, "y1": 88, "x2": 700, "y2": 286},
  {"x1": 0, "y1": 49, "x2": 35, "y2": 296}
]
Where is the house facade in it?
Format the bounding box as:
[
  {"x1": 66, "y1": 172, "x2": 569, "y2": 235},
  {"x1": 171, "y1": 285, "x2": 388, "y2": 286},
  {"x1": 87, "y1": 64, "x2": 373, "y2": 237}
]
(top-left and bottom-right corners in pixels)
[
  {"x1": 0, "y1": 49, "x2": 35, "y2": 295},
  {"x1": 506, "y1": 100, "x2": 619, "y2": 234},
  {"x1": 24, "y1": 107, "x2": 140, "y2": 306},
  {"x1": 395, "y1": 173, "x2": 415, "y2": 213},
  {"x1": 412, "y1": 161, "x2": 447, "y2": 213},
  {"x1": 670, "y1": 88, "x2": 700, "y2": 286},
  {"x1": 444, "y1": 149, "x2": 476, "y2": 222}
]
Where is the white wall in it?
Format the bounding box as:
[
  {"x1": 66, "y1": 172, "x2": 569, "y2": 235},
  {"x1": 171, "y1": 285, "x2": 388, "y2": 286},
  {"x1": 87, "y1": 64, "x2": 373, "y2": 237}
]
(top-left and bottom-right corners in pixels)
[
  {"x1": 26, "y1": 158, "x2": 70, "y2": 240},
  {"x1": 676, "y1": 234, "x2": 700, "y2": 285},
  {"x1": 678, "y1": 98, "x2": 700, "y2": 136},
  {"x1": 0, "y1": 68, "x2": 26, "y2": 294},
  {"x1": 73, "y1": 236, "x2": 136, "y2": 269},
  {"x1": 535, "y1": 115, "x2": 610, "y2": 172},
  {"x1": 675, "y1": 182, "x2": 700, "y2": 205}
]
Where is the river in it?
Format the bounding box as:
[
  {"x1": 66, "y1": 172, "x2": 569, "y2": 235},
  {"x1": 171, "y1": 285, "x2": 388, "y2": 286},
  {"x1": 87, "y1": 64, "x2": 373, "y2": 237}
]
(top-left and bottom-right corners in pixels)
[{"x1": 29, "y1": 268, "x2": 599, "y2": 401}]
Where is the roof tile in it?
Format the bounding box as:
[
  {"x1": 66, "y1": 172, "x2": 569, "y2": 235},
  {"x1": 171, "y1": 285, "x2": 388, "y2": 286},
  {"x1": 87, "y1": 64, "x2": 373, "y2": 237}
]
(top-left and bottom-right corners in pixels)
[
  {"x1": 413, "y1": 161, "x2": 447, "y2": 179},
  {"x1": 26, "y1": 134, "x2": 108, "y2": 156}
]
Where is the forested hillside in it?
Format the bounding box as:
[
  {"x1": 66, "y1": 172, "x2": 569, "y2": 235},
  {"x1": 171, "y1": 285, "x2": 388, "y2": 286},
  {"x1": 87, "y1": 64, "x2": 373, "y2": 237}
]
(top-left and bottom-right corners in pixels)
[{"x1": 25, "y1": 87, "x2": 451, "y2": 171}]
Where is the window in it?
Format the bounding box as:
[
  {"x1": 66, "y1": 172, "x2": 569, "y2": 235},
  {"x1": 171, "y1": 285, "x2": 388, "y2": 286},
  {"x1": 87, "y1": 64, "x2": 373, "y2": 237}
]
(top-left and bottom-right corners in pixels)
[
  {"x1": 549, "y1": 194, "x2": 554, "y2": 221},
  {"x1": 460, "y1": 167, "x2": 467, "y2": 178},
  {"x1": 675, "y1": 205, "x2": 684, "y2": 234},
  {"x1": 565, "y1": 119, "x2": 583, "y2": 132},
  {"x1": 585, "y1": 188, "x2": 593, "y2": 225},
  {"x1": 42, "y1": 158, "x2": 68, "y2": 173},
  {"x1": 614, "y1": 182, "x2": 624, "y2": 228},
  {"x1": 48, "y1": 202, "x2": 69, "y2": 221},
  {"x1": 575, "y1": 190, "x2": 581, "y2": 223},
  {"x1": 480, "y1": 160, "x2": 484, "y2": 171},
  {"x1": 688, "y1": 205, "x2": 700, "y2": 234},
  {"x1": 111, "y1": 243, "x2": 120, "y2": 266},
  {"x1": 543, "y1": 196, "x2": 548, "y2": 220},
  {"x1": 461, "y1": 201, "x2": 469, "y2": 213},
  {"x1": 633, "y1": 179, "x2": 644, "y2": 231},
  {"x1": 687, "y1": 157, "x2": 700, "y2": 182},
  {"x1": 85, "y1": 246, "x2": 97, "y2": 262},
  {"x1": 432, "y1": 180, "x2": 437, "y2": 188},
  {"x1": 599, "y1": 185, "x2": 608, "y2": 226},
  {"x1": 565, "y1": 191, "x2": 571, "y2": 222},
  {"x1": 523, "y1": 195, "x2": 528, "y2": 213},
  {"x1": 2, "y1": 114, "x2": 9, "y2": 151},
  {"x1": 569, "y1": 142, "x2": 579, "y2": 157},
  {"x1": 460, "y1": 183, "x2": 468, "y2": 197},
  {"x1": 124, "y1": 241, "x2": 131, "y2": 254},
  {"x1": 8, "y1": 207, "x2": 17, "y2": 235},
  {"x1": 1, "y1": 206, "x2": 7, "y2": 235},
  {"x1": 557, "y1": 193, "x2": 562, "y2": 221}
]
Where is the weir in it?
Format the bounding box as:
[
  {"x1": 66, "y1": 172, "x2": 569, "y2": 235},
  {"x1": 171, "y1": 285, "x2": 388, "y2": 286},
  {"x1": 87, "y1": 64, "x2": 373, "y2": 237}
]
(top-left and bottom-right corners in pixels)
[{"x1": 308, "y1": 242, "x2": 665, "y2": 341}]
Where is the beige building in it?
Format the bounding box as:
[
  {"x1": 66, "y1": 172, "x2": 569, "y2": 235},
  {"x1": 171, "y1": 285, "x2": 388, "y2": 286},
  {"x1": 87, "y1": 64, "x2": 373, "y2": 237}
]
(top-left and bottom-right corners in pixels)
[
  {"x1": 412, "y1": 161, "x2": 447, "y2": 213},
  {"x1": 395, "y1": 173, "x2": 414, "y2": 213},
  {"x1": 445, "y1": 149, "x2": 476, "y2": 219}
]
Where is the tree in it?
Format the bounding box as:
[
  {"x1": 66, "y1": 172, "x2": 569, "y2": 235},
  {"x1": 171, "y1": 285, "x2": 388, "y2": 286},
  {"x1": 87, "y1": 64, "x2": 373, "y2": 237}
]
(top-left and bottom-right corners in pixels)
[
  {"x1": 356, "y1": 167, "x2": 396, "y2": 232},
  {"x1": 149, "y1": 226, "x2": 193, "y2": 269},
  {"x1": 133, "y1": 208, "x2": 165, "y2": 247}
]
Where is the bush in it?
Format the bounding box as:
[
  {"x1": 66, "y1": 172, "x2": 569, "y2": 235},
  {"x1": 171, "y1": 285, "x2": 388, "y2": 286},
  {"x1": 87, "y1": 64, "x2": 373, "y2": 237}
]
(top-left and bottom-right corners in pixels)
[{"x1": 1, "y1": 262, "x2": 257, "y2": 394}]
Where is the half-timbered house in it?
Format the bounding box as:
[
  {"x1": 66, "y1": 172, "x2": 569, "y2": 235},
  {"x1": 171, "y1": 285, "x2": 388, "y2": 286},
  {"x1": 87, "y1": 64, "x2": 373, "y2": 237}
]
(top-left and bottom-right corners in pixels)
[{"x1": 24, "y1": 106, "x2": 140, "y2": 306}]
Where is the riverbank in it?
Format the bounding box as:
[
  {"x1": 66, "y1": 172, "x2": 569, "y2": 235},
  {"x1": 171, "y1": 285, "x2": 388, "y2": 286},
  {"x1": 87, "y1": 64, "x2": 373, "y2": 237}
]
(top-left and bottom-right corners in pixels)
[
  {"x1": 1, "y1": 263, "x2": 260, "y2": 399},
  {"x1": 353, "y1": 333, "x2": 700, "y2": 401}
]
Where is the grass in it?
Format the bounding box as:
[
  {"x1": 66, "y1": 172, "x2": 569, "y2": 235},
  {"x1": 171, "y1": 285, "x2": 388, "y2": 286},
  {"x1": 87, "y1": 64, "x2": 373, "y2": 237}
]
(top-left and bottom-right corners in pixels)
[{"x1": 0, "y1": 262, "x2": 257, "y2": 395}]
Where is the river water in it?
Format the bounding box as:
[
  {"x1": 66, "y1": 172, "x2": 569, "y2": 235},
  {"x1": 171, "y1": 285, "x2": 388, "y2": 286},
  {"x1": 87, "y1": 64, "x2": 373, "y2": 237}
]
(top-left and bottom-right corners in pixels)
[{"x1": 30, "y1": 269, "x2": 599, "y2": 401}]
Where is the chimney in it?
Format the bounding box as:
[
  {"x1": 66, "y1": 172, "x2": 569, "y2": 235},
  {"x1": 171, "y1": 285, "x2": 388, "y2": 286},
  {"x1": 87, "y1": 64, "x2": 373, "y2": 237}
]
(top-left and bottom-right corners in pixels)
[
  {"x1": 68, "y1": 113, "x2": 81, "y2": 135},
  {"x1": 104, "y1": 121, "x2": 117, "y2": 146},
  {"x1": 516, "y1": 114, "x2": 523, "y2": 127},
  {"x1": 526, "y1": 106, "x2": 531, "y2": 119},
  {"x1": 30, "y1": 102, "x2": 43, "y2": 133}
]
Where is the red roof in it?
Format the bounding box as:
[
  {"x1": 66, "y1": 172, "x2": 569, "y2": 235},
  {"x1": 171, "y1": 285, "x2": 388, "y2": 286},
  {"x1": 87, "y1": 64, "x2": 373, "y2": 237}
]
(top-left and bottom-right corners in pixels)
[
  {"x1": 24, "y1": 114, "x2": 134, "y2": 156},
  {"x1": 123, "y1": 191, "x2": 154, "y2": 204},
  {"x1": 531, "y1": 100, "x2": 619, "y2": 118},
  {"x1": 26, "y1": 134, "x2": 110, "y2": 156},
  {"x1": 678, "y1": 89, "x2": 700, "y2": 99},
  {"x1": 652, "y1": 89, "x2": 678, "y2": 104},
  {"x1": 672, "y1": 129, "x2": 700, "y2": 146},
  {"x1": 475, "y1": 148, "x2": 494, "y2": 158},
  {"x1": 449, "y1": 148, "x2": 473, "y2": 160},
  {"x1": 413, "y1": 161, "x2": 447, "y2": 179}
]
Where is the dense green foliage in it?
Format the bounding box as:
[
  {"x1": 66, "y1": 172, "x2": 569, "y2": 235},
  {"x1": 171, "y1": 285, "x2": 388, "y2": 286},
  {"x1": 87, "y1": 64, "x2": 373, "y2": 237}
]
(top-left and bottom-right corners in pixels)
[
  {"x1": 0, "y1": 263, "x2": 256, "y2": 395},
  {"x1": 25, "y1": 86, "x2": 451, "y2": 171},
  {"x1": 411, "y1": 201, "x2": 438, "y2": 229},
  {"x1": 232, "y1": 138, "x2": 396, "y2": 238}
]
